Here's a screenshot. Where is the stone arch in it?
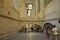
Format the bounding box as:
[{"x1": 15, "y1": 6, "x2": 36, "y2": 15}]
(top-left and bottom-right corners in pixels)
[
  {"x1": 32, "y1": 24, "x2": 42, "y2": 32},
  {"x1": 43, "y1": 22, "x2": 54, "y2": 30},
  {"x1": 19, "y1": 23, "x2": 42, "y2": 32}
]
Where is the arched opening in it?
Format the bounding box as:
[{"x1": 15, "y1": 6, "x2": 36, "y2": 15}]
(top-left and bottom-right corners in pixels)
[
  {"x1": 19, "y1": 24, "x2": 42, "y2": 33},
  {"x1": 43, "y1": 22, "x2": 54, "y2": 30},
  {"x1": 32, "y1": 24, "x2": 43, "y2": 32}
]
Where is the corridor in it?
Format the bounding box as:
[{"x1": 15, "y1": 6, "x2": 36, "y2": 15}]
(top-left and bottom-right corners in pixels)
[{"x1": 0, "y1": 0, "x2": 60, "y2": 40}]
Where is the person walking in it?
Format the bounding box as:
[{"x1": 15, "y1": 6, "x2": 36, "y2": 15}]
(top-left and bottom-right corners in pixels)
[
  {"x1": 46, "y1": 26, "x2": 51, "y2": 40},
  {"x1": 52, "y1": 25, "x2": 58, "y2": 40}
]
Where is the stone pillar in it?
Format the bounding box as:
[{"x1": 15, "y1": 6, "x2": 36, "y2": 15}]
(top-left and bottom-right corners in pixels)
[{"x1": 40, "y1": 0, "x2": 45, "y2": 19}]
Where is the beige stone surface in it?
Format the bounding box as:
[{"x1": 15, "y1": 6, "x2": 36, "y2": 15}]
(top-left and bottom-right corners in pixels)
[
  {"x1": 0, "y1": 17, "x2": 19, "y2": 37},
  {"x1": 0, "y1": 0, "x2": 44, "y2": 37},
  {"x1": 44, "y1": 0, "x2": 60, "y2": 20}
]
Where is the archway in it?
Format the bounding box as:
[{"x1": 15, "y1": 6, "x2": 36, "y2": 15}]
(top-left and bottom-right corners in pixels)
[
  {"x1": 32, "y1": 24, "x2": 42, "y2": 32},
  {"x1": 43, "y1": 22, "x2": 54, "y2": 30},
  {"x1": 19, "y1": 24, "x2": 42, "y2": 33}
]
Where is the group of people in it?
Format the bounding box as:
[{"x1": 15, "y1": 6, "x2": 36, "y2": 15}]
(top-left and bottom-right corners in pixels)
[
  {"x1": 19, "y1": 25, "x2": 43, "y2": 33},
  {"x1": 46, "y1": 25, "x2": 58, "y2": 40}
]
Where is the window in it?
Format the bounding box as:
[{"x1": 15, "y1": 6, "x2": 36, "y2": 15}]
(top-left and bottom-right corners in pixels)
[
  {"x1": 26, "y1": 3, "x2": 32, "y2": 17},
  {"x1": 27, "y1": 4, "x2": 32, "y2": 17}
]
